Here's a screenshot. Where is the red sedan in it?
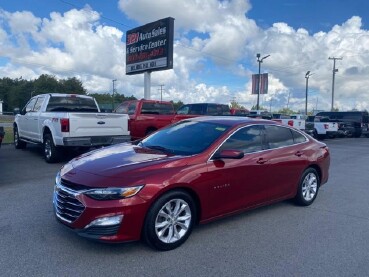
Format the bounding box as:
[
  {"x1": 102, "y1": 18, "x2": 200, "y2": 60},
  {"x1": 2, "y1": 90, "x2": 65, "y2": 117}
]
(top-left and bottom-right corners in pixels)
[{"x1": 53, "y1": 116, "x2": 330, "y2": 251}]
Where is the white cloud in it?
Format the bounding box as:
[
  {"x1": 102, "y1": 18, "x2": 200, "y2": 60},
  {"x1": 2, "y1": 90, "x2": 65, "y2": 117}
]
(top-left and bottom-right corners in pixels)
[{"x1": 0, "y1": 3, "x2": 369, "y2": 112}]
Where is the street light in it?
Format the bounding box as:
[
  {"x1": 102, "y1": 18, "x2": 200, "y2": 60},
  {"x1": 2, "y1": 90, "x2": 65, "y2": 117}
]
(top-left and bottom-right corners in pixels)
[
  {"x1": 256, "y1": 53, "x2": 270, "y2": 110},
  {"x1": 305, "y1": 71, "x2": 313, "y2": 115}
]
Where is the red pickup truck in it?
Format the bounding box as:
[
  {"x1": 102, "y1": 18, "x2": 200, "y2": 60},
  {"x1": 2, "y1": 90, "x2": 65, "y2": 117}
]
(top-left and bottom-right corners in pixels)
[{"x1": 114, "y1": 99, "x2": 175, "y2": 140}]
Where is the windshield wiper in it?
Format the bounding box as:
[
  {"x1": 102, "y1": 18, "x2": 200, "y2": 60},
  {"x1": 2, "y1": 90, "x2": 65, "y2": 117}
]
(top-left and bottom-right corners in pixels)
[{"x1": 145, "y1": 145, "x2": 173, "y2": 154}]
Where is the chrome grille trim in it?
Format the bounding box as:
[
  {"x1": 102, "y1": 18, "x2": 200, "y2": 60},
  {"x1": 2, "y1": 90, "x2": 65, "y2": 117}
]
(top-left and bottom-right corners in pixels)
[{"x1": 54, "y1": 183, "x2": 85, "y2": 224}]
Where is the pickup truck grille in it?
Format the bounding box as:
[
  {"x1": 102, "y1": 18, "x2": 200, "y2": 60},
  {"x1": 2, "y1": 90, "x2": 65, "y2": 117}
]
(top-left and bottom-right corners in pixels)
[{"x1": 54, "y1": 181, "x2": 85, "y2": 223}]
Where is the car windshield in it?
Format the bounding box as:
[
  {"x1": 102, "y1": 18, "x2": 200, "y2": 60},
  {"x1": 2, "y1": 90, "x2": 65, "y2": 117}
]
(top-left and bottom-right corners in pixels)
[{"x1": 140, "y1": 120, "x2": 230, "y2": 155}]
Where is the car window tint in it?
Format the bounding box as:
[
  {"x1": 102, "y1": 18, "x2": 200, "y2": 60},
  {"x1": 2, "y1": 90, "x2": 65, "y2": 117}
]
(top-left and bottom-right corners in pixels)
[
  {"x1": 25, "y1": 98, "x2": 37, "y2": 113},
  {"x1": 218, "y1": 125, "x2": 263, "y2": 153},
  {"x1": 189, "y1": 105, "x2": 204, "y2": 115},
  {"x1": 291, "y1": 129, "x2": 307, "y2": 144},
  {"x1": 33, "y1": 96, "x2": 45, "y2": 112},
  {"x1": 46, "y1": 96, "x2": 98, "y2": 112},
  {"x1": 176, "y1": 105, "x2": 190, "y2": 115},
  {"x1": 128, "y1": 102, "x2": 137, "y2": 115},
  {"x1": 141, "y1": 102, "x2": 174, "y2": 115},
  {"x1": 265, "y1": 125, "x2": 294, "y2": 149},
  {"x1": 142, "y1": 121, "x2": 230, "y2": 155},
  {"x1": 115, "y1": 102, "x2": 129, "y2": 113}
]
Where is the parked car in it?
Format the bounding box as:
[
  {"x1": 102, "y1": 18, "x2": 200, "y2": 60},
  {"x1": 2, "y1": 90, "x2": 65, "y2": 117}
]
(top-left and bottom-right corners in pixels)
[
  {"x1": 230, "y1": 108, "x2": 249, "y2": 116},
  {"x1": 305, "y1": 116, "x2": 338, "y2": 139},
  {"x1": 315, "y1": 111, "x2": 369, "y2": 138},
  {"x1": 0, "y1": 126, "x2": 4, "y2": 148},
  {"x1": 247, "y1": 110, "x2": 273, "y2": 120},
  {"x1": 14, "y1": 93, "x2": 130, "y2": 162},
  {"x1": 114, "y1": 99, "x2": 175, "y2": 140},
  {"x1": 172, "y1": 103, "x2": 231, "y2": 123},
  {"x1": 53, "y1": 116, "x2": 330, "y2": 251}
]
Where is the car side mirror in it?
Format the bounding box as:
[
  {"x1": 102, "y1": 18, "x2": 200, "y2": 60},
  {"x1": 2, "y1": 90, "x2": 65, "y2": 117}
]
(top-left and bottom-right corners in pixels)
[{"x1": 213, "y1": 149, "x2": 244, "y2": 160}]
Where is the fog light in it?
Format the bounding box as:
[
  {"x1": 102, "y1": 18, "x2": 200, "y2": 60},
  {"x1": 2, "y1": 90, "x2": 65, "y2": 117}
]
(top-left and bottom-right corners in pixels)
[{"x1": 85, "y1": 215, "x2": 123, "y2": 229}]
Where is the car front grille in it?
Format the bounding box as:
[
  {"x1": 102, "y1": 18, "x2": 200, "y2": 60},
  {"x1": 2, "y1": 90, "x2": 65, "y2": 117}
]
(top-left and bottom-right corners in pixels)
[{"x1": 54, "y1": 182, "x2": 85, "y2": 224}]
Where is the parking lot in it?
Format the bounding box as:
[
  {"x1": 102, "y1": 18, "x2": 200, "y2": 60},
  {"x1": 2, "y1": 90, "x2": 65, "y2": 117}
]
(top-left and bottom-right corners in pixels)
[{"x1": 1, "y1": 138, "x2": 369, "y2": 276}]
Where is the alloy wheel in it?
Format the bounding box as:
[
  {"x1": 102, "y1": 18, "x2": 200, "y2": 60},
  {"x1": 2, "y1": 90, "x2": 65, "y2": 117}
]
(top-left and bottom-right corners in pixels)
[
  {"x1": 301, "y1": 172, "x2": 318, "y2": 201},
  {"x1": 155, "y1": 199, "x2": 192, "y2": 244}
]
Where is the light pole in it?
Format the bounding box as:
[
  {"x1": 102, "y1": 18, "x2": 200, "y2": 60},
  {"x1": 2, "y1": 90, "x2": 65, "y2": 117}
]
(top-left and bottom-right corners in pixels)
[
  {"x1": 112, "y1": 79, "x2": 117, "y2": 110},
  {"x1": 256, "y1": 53, "x2": 270, "y2": 110},
  {"x1": 305, "y1": 71, "x2": 313, "y2": 115}
]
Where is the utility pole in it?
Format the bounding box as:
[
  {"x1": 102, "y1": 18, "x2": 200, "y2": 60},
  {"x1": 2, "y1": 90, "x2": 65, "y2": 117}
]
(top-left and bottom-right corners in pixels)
[
  {"x1": 305, "y1": 71, "x2": 313, "y2": 115},
  {"x1": 256, "y1": 53, "x2": 270, "y2": 110},
  {"x1": 328, "y1": 57, "x2": 342, "y2": 111},
  {"x1": 158, "y1": 84, "x2": 165, "y2": 101},
  {"x1": 112, "y1": 79, "x2": 117, "y2": 110}
]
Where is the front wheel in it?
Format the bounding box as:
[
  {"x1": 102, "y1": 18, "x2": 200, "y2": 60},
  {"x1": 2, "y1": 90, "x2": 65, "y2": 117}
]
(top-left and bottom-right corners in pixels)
[
  {"x1": 43, "y1": 133, "x2": 61, "y2": 163},
  {"x1": 295, "y1": 168, "x2": 320, "y2": 206},
  {"x1": 143, "y1": 190, "x2": 196, "y2": 251}
]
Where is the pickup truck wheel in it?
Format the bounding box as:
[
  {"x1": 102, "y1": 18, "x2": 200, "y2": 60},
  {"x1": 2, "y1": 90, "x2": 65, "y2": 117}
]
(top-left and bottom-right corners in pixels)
[
  {"x1": 14, "y1": 126, "x2": 27, "y2": 149},
  {"x1": 43, "y1": 134, "x2": 61, "y2": 163},
  {"x1": 143, "y1": 190, "x2": 196, "y2": 251},
  {"x1": 295, "y1": 168, "x2": 320, "y2": 206}
]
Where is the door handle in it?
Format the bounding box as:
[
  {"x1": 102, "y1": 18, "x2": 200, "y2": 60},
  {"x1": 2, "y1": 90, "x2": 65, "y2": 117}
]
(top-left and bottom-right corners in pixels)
[
  {"x1": 295, "y1": 151, "x2": 304, "y2": 157},
  {"x1": 256, "y1": 158, "x2": 268, "y2": 164}
]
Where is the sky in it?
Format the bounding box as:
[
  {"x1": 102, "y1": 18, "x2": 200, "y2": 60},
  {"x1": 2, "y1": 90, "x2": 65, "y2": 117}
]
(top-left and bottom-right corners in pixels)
[{"x1": 1, "y1": 0, "x2": 369, "y2": 112}]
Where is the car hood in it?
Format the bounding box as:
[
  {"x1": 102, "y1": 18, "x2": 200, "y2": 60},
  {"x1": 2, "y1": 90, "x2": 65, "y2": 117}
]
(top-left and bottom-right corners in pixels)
[{"x1": 61, "y1": 143, "x2": 184, "y2": 181}]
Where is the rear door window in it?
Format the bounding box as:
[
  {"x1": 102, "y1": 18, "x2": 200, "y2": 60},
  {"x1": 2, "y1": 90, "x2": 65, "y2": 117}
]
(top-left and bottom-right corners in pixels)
[
  {"x1": 141, "y1": 102, "x2": 174, "y2": 115},
  {"x1": 264, "y1": 125, "x2": 294, "y2": 149}
]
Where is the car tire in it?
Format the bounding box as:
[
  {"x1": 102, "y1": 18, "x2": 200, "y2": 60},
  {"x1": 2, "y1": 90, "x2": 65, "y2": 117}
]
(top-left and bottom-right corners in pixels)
[
  {"x1": 43, "y1": 133, "x2": 61, "y2": 163},
  {"x1": 143, "y1": 190, "x2": 196, "y2": 251},
  {"x1": 14, "y1": 126, "x2": 27, "y2": 149},
  {"x1": 295, "y1": 168, "x2": 320, "y2": 206}
]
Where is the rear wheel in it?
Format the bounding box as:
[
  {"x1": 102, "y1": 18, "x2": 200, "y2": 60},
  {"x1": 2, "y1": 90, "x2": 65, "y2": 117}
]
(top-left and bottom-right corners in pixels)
[
  {"x1": 43, "y1": 133, "x2": 61, "y2": 163},
  {"x1": 14, "y1": 126, "x2": 26, "y2": 149},
  {"x1": 295, "y1": 168, "x2": 320, "y2": 206},
  {"x1": 143, "y1": 190, "x2": 196, "y2": 251}
]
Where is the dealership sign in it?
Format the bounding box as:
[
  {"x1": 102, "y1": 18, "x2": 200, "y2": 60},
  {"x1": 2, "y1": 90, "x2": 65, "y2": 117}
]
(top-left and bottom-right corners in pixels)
[
  {"x1": 126, "y1": 17, "x2": 174, "y2": 75},
  {"x1": 251, "y1": 73, "x2": 268, "y2": 94}
]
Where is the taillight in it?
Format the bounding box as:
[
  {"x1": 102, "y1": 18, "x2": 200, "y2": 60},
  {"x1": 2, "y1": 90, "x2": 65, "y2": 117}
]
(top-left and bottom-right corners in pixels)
[
  {"x1": 60, "y1": 118, "x2": 70, "y2": 132},
  {"x1": 288, "y1": 120, "x2": 293, "y2": 126}
]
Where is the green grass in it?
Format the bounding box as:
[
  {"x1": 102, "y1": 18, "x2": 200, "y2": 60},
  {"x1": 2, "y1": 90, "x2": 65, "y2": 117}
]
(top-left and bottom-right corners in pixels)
[{"x1": 2, "y1": 127, "x2": 13, "y2": 144}]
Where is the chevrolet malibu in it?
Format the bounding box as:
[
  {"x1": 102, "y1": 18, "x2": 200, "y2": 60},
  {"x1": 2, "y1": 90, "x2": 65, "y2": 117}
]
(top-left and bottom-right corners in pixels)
[{"x1": 53, "y1": 116, "x2": 330, "y2": 251}]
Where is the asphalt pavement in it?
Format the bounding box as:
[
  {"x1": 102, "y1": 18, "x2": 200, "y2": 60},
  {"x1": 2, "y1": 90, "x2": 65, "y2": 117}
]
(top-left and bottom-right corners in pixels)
[{"x1": 0, "y1": 138, "x2": 369, "y2": 276}]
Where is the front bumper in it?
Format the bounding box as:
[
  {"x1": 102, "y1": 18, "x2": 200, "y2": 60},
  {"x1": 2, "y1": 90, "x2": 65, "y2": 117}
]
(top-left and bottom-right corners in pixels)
[{"x1": 53, "y1": 182, "x2": 148, "y2": 242}]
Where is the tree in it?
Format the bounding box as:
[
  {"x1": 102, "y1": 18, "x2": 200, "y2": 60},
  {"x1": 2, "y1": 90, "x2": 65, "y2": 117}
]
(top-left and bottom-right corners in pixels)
[
  {"x1": 171, "y1": 100, "x2": 184, "y2": 111},
  {"x1": 250, "y1": 105, "x2": 267, "y2": 111},
  {"x1": 277, "y1": 107, "x2": 296, "y2": 115},
  {"x1": 230, "y1": 99, "x2": 246, "y2": 109}
]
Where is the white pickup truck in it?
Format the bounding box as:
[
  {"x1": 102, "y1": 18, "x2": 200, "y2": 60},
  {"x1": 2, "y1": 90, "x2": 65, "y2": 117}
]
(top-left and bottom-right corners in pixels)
[
  {"x1": 272, "y1": 114, "x2": 306, "y2": 131},
  {"x1": 14, "y1": 93, "x2": 130, "y2": 162},
  {"x1": 305, "y1": 115, "x2": 338, "y2": 139}
]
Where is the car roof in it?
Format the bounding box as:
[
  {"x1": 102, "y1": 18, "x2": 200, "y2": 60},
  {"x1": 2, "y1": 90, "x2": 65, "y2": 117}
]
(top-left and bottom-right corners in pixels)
[{"x1": 186, "y1": 116, "x2": 276, "y2": 126}]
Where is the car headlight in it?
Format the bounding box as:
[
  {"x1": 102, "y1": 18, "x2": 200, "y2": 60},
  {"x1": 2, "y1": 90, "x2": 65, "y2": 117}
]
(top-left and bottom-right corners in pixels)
[
  {"x1": 84, "y1": 185, "x2": 144, "y2": 200},
  {"x1": 55, "y1": 171, "x2": 61, "y2": 185}
]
